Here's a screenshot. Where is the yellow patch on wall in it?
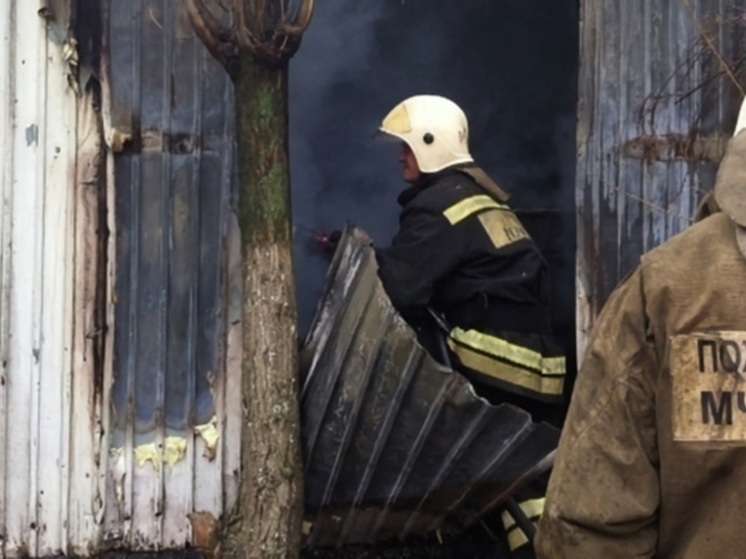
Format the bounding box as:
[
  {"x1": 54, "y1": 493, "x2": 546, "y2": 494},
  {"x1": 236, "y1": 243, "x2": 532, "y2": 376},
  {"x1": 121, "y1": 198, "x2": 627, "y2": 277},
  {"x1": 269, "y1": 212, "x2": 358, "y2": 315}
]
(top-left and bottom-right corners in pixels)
[
  {"x1": 195, "y1": 416, "x2": 220, "y2": 461},
  {"x1": 132, "y1": 437, "x2": 188, "y2": 470}
]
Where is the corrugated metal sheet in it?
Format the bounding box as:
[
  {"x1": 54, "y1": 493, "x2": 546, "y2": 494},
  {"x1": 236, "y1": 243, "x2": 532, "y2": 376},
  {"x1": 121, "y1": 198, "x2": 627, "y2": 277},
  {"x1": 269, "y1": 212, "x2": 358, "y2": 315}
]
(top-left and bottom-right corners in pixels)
[
  {"x1": 577, "y1": 0, "x2": 746, "y2": 355},
  {"x1": 0, "y1": 1, "x2": 86, "y2": 556},
  {"x1": 300, "y1": 228, "x2": 559, "y2": 548},
  {"x1": 103, "y1": 0, "x2": 241, "y2": 550}
]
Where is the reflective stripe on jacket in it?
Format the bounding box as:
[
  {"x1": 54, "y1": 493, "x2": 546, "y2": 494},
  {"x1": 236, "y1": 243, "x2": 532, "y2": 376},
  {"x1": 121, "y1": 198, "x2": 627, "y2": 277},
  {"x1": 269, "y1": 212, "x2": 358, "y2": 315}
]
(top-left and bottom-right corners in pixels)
[
  {"x1": 502, "y1": 497, "x2": 545, "y2": 552},
  {"x1": 448, "y1": 328, "x2": 565, "y2": 400}
]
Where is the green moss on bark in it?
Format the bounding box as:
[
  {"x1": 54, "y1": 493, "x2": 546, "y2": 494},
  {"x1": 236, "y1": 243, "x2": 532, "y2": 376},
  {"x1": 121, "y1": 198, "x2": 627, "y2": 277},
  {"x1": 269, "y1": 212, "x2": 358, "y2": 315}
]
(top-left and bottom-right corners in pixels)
[{"x1": 234, "y1": 52, "x2": 292, "y2": 245}]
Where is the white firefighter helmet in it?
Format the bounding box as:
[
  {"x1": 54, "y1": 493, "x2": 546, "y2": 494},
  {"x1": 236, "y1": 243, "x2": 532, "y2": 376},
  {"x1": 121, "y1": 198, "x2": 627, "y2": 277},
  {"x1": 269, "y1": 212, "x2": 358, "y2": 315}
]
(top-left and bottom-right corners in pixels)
[{"x1": 379, "y1": 95, "x2": 474, "y2": 173}]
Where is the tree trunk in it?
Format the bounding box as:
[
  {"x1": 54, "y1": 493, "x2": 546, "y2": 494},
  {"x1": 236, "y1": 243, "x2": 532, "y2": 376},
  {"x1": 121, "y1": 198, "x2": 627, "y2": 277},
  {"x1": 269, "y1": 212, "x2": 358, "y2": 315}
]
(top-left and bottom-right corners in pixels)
[{"x1": 225, "y1": 49, "x2": 303, "y2": 559}]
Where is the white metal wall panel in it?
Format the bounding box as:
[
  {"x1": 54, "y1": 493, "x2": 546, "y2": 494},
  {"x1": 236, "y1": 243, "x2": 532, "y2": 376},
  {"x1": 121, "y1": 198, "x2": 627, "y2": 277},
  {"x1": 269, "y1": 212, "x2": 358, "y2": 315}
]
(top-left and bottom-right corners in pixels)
[
  {"x1": 0, "y1": 0, "x2": 12, "y2": 552},
  {"x1": 37, "y1": 12, "x2": 76, "y2": 557},
  {"x1": 0, "y1": 1, "x2": 241, "y2": 555},
  {"x1": 7, "y1": 0, "x2": 45, "y2": 553},
  {"x1": 0, "y1": 1, "x2": 77, "y2": 556}
]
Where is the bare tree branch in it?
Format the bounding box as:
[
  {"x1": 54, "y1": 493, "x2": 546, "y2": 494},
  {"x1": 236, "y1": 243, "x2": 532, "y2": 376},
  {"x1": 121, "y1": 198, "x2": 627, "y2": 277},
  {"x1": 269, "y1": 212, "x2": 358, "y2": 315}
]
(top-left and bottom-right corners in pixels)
[
  {"x1": 228, "y1": 0, "x2": 315, "y2": 66},
  {"x1": 186, "y1": 0, "x2": 239, "y2": 78},
  {"x1": 681, "y1": 0, "x2": 746, "y2": 96},
  {"x1": 296, "y1": 0, "x2": 315, "y2": 34}
]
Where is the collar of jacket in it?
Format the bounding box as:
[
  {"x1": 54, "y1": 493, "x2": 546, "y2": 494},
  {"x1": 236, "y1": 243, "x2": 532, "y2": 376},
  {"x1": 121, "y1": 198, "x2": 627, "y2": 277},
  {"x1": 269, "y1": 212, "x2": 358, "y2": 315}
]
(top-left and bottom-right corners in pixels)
[
  {"x1": 456, "y1": 164, "x2": 511, "y2": 203},
  {"x1": 396, "y1": 168, "x2": 457, "y2": 206},
  {"x1": 397, "y1": 165, "x2": 510, "y2": 208}
]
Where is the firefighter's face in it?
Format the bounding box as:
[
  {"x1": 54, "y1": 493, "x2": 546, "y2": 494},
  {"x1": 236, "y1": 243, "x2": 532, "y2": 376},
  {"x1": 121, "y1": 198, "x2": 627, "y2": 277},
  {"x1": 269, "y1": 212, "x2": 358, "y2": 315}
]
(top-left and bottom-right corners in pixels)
[{"x1": 399, "y1": 143, "x2": 422, "y2": 184}]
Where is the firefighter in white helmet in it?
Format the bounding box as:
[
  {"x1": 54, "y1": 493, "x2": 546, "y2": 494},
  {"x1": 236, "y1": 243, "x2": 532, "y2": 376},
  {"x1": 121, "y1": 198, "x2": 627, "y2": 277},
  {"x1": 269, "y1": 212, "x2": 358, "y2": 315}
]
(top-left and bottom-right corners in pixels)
[
  {"x1": 375, "y1": 95, "x2": 565, "y2": 559},
  {"x1": 535, "y1": 98, "x2": 746, "y2": 558},
  {"x1": 376, "y1": 94, "x2": 565, "y2": 404}
]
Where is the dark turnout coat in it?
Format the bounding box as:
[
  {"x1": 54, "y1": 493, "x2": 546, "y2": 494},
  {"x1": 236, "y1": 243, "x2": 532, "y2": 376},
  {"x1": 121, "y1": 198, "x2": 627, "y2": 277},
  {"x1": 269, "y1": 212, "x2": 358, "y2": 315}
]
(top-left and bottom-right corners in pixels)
[{"x1": 375, "y1": 166, "x2": 566, "y2": 402}]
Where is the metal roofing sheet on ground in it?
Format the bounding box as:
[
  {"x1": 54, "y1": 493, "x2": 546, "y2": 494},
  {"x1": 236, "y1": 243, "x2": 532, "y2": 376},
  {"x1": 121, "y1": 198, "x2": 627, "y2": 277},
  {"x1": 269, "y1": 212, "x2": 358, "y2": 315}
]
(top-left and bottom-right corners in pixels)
[{"x1": 300, "y1": 228, "x2": 559, "y2": 548}]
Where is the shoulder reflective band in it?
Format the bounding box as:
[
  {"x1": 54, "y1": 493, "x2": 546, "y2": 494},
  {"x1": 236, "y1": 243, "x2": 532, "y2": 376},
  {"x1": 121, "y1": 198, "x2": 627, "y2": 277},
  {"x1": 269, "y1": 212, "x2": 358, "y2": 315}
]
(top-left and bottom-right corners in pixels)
[
  {"x1": 501, "y1": 498, "x2": 545, "y2": 551},
  {"x1": 443, "y1": 194, "x2": 508, "y2": 225},
  {"x1": 448, "y1": 328, "x2": 565, "y2": 397}
]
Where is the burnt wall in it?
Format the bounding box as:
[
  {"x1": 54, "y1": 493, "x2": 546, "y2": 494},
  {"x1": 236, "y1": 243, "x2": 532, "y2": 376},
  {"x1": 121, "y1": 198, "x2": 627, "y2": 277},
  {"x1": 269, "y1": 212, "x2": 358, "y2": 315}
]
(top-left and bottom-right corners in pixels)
[{"x1": 290, "y1": 0, "x2": 579, "y2": 371}]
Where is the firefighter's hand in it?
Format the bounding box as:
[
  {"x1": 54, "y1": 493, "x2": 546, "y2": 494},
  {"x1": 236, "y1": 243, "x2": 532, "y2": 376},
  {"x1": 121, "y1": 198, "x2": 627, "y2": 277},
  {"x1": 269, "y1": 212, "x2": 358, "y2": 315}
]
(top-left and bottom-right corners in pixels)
[{"x1": 311, "y1": 229, "x2": 342, "y2": 257}]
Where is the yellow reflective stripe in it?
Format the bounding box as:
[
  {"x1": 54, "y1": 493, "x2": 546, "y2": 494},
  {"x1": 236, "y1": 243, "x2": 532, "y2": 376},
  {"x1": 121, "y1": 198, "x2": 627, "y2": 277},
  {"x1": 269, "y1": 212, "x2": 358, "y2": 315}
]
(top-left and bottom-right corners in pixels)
[
  {"x1": 507, "y1": 526, "x2": 530, "y2": 551},
  {"x1": 501, "y1": 498, "x2": 545, "y2": 551},
  {"x1": 500, "y1": 498, "x2": 545, "y2": 531},
  {"x1": 448, "y1": 338, "x2": 564, "y2": 396},
  {"x1": 443, "y1": 195, "x2": 508, "y2": 225},
  {"x1": 450, "y1": 327, "x2": 566, "y2": 375}
]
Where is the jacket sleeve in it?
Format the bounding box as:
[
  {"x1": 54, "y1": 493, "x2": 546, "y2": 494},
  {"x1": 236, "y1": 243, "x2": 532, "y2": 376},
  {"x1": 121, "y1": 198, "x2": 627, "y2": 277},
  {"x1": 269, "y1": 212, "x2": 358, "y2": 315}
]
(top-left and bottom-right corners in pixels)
[
  {"x1": 375, "y1": 201, "x2": 464, "y2": 316},
  {"x1": 535, "y1": 268, "x2": 660, "y2": 559}
]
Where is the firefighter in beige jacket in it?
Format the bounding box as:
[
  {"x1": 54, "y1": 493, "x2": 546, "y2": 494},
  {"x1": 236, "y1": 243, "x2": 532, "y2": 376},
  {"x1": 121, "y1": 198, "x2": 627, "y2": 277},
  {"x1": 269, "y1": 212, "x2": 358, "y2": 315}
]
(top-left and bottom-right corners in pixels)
[{"x1": 535, "y1": 102, "x2": 746, "y2": 558}]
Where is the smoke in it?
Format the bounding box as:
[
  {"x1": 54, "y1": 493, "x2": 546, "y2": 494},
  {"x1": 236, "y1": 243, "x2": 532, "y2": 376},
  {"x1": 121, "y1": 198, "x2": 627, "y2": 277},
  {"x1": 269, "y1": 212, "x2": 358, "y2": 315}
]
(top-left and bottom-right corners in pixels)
[
  {"x1": 289, "y1": 0, "x2": 579, "y2": 343},
  {"x1": 289, "y1": 1, "x2": 398, "y2": 336}
]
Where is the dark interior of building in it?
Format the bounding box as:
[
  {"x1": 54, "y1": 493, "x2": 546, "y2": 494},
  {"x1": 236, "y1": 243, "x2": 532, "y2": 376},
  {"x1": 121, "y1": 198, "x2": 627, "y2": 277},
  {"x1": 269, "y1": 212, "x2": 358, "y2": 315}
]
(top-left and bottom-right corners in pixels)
[{"x1": 291, "y1": 0, "x2": 581, "y2": 398}]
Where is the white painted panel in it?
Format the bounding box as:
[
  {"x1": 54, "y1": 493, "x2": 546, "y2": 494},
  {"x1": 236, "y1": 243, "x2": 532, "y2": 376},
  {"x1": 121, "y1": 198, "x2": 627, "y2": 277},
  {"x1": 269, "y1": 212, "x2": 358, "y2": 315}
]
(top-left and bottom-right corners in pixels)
[
  {"x1": 0, "y1": 0, "x2": 13, "y2": 550},
  {"x1": 0, "y1": 2, "x2": 100, "y2": 556},
  {"x1": 193, "y1": 423, "x2": 222, "y2": 520},
  {"x1": 7, "y1": 1, "x2": 45, "y2": 552},
  {"x1": 131, "y1": 441, "x2": 161, "y2": 549},
  {"x1": 37, "y1": 19, "x2": 76, "y2": 558},
  {"x1": 162, "y1": 435, "x2": 193, "y2": 548},
  {"x1": 0, "y1": 1, "x2": 242, "y2": 554}
]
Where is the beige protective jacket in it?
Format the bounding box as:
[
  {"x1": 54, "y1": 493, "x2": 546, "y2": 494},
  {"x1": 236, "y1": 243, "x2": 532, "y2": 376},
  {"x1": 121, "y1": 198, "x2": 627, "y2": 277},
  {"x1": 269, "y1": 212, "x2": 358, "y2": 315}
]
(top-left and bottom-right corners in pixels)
[{"x1": 536, "y1": 212, "x2": 746, "y2": 558}]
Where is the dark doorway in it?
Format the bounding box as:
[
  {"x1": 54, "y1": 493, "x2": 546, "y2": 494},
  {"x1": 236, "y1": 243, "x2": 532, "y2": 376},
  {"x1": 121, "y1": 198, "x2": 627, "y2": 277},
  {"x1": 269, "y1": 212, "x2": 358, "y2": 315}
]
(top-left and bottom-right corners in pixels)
[{"x1": 290, "y1": 0, "x2": 580, "y2": 388}]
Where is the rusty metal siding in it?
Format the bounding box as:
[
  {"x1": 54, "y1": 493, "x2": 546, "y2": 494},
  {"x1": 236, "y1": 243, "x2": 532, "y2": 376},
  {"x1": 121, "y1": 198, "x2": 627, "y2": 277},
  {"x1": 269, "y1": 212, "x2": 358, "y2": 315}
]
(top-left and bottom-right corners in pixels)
[
  {"x1": 577, "y1": 0, "x2": 746, "y2": 355},
  {"x1": 103, "y1": 0, "x2": 241, "y2": 551},
  {"x1": 300, "y1": 229, "x2": 559, "y2": 547}
]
